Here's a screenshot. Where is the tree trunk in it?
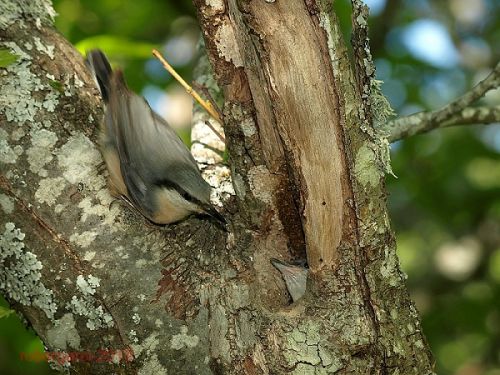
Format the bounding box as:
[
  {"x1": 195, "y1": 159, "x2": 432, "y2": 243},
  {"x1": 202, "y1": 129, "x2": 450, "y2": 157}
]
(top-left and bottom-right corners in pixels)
[{"x1": 0, "y1": 0, "x2": 434, "y2": 374}]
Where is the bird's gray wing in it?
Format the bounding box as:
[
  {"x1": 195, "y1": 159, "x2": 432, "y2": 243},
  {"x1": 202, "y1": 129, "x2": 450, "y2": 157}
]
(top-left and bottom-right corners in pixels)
[
  {"x1": 121, "y1": 93, "x2": 212, "y2": 204},
  {"x1": 108, "y1": 80, "x2": 211, "y2": 216}
]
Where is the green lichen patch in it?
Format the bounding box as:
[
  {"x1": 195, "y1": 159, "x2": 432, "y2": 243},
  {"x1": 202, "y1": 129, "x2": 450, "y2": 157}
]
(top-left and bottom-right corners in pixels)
[
  {"x1": 370, "y1": 79, "x2": 396, "y2": 131},
  {"x1": 354, "y1": 144, "x2": 380, "y2": 187}
]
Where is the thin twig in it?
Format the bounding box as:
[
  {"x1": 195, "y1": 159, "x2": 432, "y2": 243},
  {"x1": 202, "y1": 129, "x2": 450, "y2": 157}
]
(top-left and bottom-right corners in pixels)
[
  {"x1": 191, "y1": 140, "x2": 225, "y2": 157},
  {"x1": 432, "y1": 61, "x2": 500, "y2": 124},
  {"x1": 204, "y1": 120, "x2": 225, "y2": 143},
  {"x1": 192, "y1": 82, "x2": 224, "y2": 122},
  {"x1": 191, "y1": 82, "x2": 225, "y2": 142},
  {"x1": 152, "y1": 49, "x2": 223, "y2": 125}
]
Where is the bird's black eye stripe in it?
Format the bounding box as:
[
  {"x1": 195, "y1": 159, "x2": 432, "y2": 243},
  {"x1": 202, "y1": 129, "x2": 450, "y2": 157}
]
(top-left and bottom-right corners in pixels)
[
  {"x1": 181, "y1": 191, "x2": 193, "y2": 201},
  {"x1": 156, "y1": 179, "x2": 198, "y2": 204}
]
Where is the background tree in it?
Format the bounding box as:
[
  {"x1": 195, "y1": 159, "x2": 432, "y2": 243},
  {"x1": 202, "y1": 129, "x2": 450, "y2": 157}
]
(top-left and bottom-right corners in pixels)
[{"x1": 0, "y1": 0, "x2": 499, "y2": 374}]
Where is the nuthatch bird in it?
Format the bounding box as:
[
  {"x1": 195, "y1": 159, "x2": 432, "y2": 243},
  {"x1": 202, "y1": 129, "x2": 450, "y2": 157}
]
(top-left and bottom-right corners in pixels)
[
  {"x1": 86, "y1": 49, "x2": 225, "y2": 225},
  {"x1": 270, "y1": 258, "x2": 308, "y2": 302}
]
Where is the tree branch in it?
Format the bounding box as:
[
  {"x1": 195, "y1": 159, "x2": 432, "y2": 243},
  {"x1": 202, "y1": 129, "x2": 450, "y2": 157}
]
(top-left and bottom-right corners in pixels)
[
  {"x1": 387, "y1": 105, "x2": 500, "y2": 142},
  {"x1": 386, "y1": 61, "x2": 500, "y2": 142}
]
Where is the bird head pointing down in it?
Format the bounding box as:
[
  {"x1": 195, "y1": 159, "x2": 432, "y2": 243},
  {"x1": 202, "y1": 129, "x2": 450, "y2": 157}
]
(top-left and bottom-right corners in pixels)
[{"x1": 86, "y1": 49, "x2": 225, "y2": 226}]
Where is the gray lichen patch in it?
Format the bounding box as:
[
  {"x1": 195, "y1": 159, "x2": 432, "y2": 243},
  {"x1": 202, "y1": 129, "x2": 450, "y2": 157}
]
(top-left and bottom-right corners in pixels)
[
  {"x1": 248, "y1": 165, "x2": 280, "y2": 205},
  {"x1": 0, "y1": 222, "x2": 58, "y2": 319},
  {"x1": 33, "y1": 36, "x2": 54, "y2": 59},
  {"x1": 319, "y1": 13, "x2": 338, "y2": 69},
  {"x1": 370, "y1": 80, "x2": 397, "y2": 177},
  {"x1": 371, "y1": 79, "x2": 395, "y2": 131},
  {"x1": 170, "y1": 325, "x2": 200, "y2": 350},
  {"x1": 132, "y1": 313, "x2": 141, "y2": 325},
  {"x1": 63, "y1": 73, "x2": 85, "y2": 97},
  {"x1": 56, "y1": 134, "x2": 103, "y2": 188},
  {"x1": 128, "y1": 329, "x2": 138, "y2": 344},
  {"x1": 0, "y1": 128, "x2": 18, "y2": 164},
  {"x1": 204, "y1": 0, "x2": 225, "y2": 14},
  {"x1": 138, "y1": 353, "x2": 167, "y2": 375},
  {"x1": 0, "y1": 41, "x2": 59, "y2": 125},
  {"x1": 27, "y1": 128, "x2": 58, "y2": 177},
  {"x1": 55, "y1": 134, "x2": 122, "y2": 226},
  {"x1": 11, "y1": 127, "x2": 26, "y2": 141},
  {"x1": 379, "y1": 246, "x2": 404, "y2": 287},
  {"x1": 77, "y1": 190, "x2": 121, "y2": 228},
  {"x1": 284, "y1": 324, "x2": 321, "y2": 367},
  {"x1": 35, "y1": 177, "x2": 66, "y2": 205},
  {"x1": 66, "y1": 274, "x2": 113, "y2": 330},
  {"x1": 281, "y1": 320, "x2": 346, "y2": 373},
  {"x1": 0, "y1": 0, "x2": 56, "y2": 29},
  {"x1": 378, "y1": 137, "x2": 396, "y2": 178},
  {"x1": 69, "y1": 231, "x2": 98, "y2": 248},
  {"x1": 75, "y1": 274, "x2": 100, "y2": 295},
  {"x1": 132, "y1": 332, "x2": 170, "y2": 375},
  {"x1": 226, "y1": 283, "x2": 250, "y2": 310},
  {"x1": 0, "y1": 193, "x2": 14, "y2": 214},
  {"x1": 214, "y1": 21, "x2": 243, "y2": 67},
  {"x1": 46, "y1": 313, "x2": 81, "y2": 350},
  {"x1": 232, "y1": 173, "x2": 246, "y2": 198},
  {"x1": 208, "y1": 304, "x2": 230, "y2": 362},
  {"x1": 202, "y1": 165, "x2": 234, "y2": 207}
]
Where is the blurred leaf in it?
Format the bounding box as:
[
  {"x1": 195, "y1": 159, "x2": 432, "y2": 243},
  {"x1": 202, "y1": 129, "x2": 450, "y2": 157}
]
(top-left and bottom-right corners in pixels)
[
  {"x1": 437, "y1": 334, "x2": 488, "y2": 373},
  {"x1": 488, "y1": 248, "x2": 500, "y2": 283},
  {"x1": 465, "y1": 158, "x2": 500, "y2": 190},
  {"x1": 48, "y1": 80, "x2": 64, "y2": 93},
  {"x1": 0, "y1": 296, "x2": 55, "y2": 374},
  {"x1": 0, "y1": 305, "x2": 14, "y2": 319},
  {"x1": 0, "y1": 48, "x2": 18, "y2": 67},
  {"x1": 75, "y1": 35, "x2": 159, "y2": 59}
]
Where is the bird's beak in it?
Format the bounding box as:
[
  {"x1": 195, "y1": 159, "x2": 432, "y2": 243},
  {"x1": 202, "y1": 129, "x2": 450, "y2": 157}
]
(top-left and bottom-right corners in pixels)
[{"x1": 203, "y1": 204, "x2": 228, "y2": 230}]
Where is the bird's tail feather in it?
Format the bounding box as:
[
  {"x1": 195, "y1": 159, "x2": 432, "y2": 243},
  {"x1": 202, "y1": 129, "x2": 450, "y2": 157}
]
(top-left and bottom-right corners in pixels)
[{"x1": 85, "y1": 49, "x2": 112, "y2": 103}]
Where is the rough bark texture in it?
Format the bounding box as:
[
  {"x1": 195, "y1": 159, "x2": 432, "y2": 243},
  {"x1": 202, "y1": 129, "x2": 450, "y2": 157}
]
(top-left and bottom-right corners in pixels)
[{"x1": 0, "y1": 0, "x2": 435, "y2": 374}]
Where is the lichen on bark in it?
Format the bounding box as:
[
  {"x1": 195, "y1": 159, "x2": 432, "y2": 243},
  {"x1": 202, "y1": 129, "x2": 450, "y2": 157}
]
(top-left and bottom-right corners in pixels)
[{"x1": 1, "y1": 0, "x2": 436, "y2": 374}]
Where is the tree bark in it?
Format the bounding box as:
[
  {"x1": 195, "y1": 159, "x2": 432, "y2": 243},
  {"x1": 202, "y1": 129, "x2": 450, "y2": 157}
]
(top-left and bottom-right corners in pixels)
[{"x1": 0, "y1": 0, "x2": 435, "y2": 374}]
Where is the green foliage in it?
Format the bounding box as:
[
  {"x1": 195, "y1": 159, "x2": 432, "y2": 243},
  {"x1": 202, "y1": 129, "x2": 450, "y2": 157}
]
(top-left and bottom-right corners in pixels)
[
  {"x1": 48, "y1": 80, "x2": 64, "y2": 93},
  {"x1": 0, "y1": 48, "x2": 18, "y2": 68},
  {"x1": 0, "y1": 296, "x2": 55, "y2": 375},
  {"x1": 75, "y1": 35, "x2": 159, "y2": 59},
  {"x1": 0, "y1": 305, "x2": 14, "y2": 319}
]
